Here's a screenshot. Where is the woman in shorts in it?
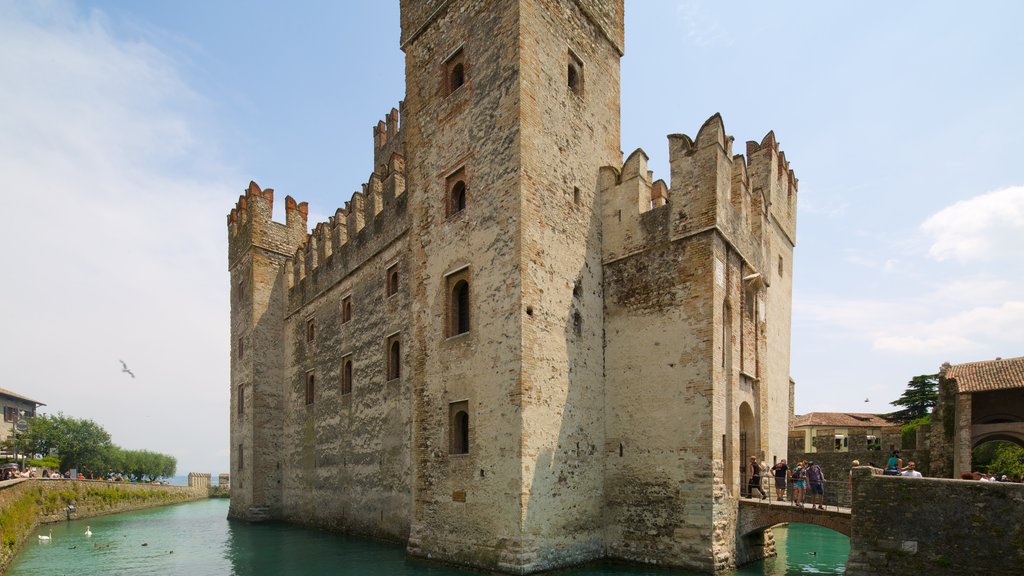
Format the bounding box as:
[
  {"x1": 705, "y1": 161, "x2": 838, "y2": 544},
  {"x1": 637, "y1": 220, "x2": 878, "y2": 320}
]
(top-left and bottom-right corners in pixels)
[{"x1": 791, "y1": 460, "x2": 807, "y2": 507}]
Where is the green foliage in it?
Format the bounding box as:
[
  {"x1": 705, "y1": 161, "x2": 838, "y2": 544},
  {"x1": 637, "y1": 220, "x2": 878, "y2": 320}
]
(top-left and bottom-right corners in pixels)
[
  {"x1": 886, "y1": 374, "x2": 939, "y2": 424},
  {"x1": 0, "y1": 487, "x2": 42, "y2": 552},
  {"x1": 973, "y1": 440, "x2": 1024, "y2": 478},
  {"x1": 17, "y1": 413, "x2": 112, "y2": 473},
  {"x1": 24, "y1": 456, "x2": 61, "y2": 470},
  {"x1": 900, "y1": 415, "x2": 931, "y2": 448},
  {"x1": 116, "y1": 448, "x2": 177, "y2": 482},
  {"x1": 14, "y1": 413, "x2": 177, "y2": 480}
]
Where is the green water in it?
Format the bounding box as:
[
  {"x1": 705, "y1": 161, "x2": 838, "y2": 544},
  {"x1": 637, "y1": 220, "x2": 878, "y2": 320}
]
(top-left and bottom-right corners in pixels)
[{"x1": 9, "y1": 500, "x2": 847, "y2": 575}]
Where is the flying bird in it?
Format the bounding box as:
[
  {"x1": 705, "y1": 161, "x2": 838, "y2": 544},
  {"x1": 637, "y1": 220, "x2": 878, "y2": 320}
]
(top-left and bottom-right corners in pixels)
[
  {"x1": 864, "y1": 398, "x2": 870, "y2": 402},
  {"x1": 119, "y1": 360, "x2": 135, "y2": 378}
]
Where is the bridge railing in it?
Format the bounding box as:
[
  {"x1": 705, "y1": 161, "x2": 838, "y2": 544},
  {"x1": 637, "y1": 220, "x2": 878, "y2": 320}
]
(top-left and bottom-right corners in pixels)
[{"x1": 741, "y1": 473, "x2": 852, "y2": 511}]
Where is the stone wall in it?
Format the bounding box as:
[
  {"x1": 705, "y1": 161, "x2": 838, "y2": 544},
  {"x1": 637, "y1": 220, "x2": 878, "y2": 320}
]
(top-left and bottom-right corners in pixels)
[
  {"x1": 846, "y1": 467, "x2": 1024, "y2": 575},
  {"x1": 0, "y1": 479, "x2": 206, "y2": 574}
]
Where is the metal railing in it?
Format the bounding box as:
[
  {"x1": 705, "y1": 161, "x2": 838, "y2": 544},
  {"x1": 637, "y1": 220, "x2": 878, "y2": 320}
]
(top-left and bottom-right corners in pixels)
[{"x1": 740, "y1": 473, "x2": 852, "y2": 512}]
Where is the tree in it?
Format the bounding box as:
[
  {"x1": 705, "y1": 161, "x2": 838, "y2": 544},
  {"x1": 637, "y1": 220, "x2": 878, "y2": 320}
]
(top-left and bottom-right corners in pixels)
[
  {"x1": 118, "y1": 449, "x2": 176, "y2": 482},
  {"x1": 17, "y1": 413, "x2": 113, "y2": 473},
  {"x1": 886, "y1": 374, "x2": 939, "y2": 424}
]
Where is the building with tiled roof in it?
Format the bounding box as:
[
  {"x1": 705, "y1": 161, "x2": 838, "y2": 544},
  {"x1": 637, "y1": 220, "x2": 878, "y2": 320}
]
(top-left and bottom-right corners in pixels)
[
  {"x1": 0, "y1": 387, "x2": 45, "y2": 453},
  {"x1": 790, "y1": 412, "x2": 897, "y2": 455},
  {"x1": 928, "y1": 356, "x2": 1024, "y2": 477}
]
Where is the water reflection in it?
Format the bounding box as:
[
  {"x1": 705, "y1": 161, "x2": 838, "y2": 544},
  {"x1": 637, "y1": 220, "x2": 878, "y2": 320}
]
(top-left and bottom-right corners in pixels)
[{"x1": 11, "y1": 500, "x2": 848, "y2": 575}]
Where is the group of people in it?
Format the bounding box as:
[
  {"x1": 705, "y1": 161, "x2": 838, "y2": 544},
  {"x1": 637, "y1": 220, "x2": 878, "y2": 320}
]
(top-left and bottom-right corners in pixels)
[{"x1": 747, "y1": 456, "x2": 827, "y2": 510}]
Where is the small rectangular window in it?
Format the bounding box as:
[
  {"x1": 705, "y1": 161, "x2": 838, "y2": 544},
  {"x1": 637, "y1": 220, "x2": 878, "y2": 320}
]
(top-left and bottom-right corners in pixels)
[
  {"x1": 305, "y1": 371, "x2": 315, "y2": 405},
  {"x1": 341, "y1": 355, "x2": 353, "y2": 395},
  {"x1": 567, "y1": 49, "x2": 584, "y2": 96},
  {"x1": 387, "y1": 334, "x2": 401, "y2": 381},
  {"x1": 306, "y1": 317, "x2": 315, "y2": 342},
  {"x1": 3, "y1": 407, "x2": 14, "y2": 422},
  {"x1": 238, "y1": 281, "x2": 244, "y2": 301},
  {"x1": 237, "y1": 385, "x2": 245, "y2": 417},
  {"x1": 238, "y1": 444, "x2": 244, "y2": 471},
  {"x1": 778, "y1": 255, "x2": 784, "y2": 276},
  {"x1": 449, "y1": 400, "x2": 469, "y2": 455},
  {"x1": 446, "y1": 167, "x2": 468, "y2": 217},
  {"x1": 341, "y1": 295, "x2": 352, "y2": 323},
  {"x1": 386, "y1": 264, "x2": 399, "y2": 297},
  {"x1": 238, "y1": 336, "x2": 244, "y2": 359},
  {"x1": 443, "y1": 47, "x2": 467, "y2": 97}
]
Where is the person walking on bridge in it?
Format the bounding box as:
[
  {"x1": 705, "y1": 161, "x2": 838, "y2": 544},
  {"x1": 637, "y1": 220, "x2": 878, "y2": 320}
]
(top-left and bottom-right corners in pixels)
[
  {"x1": 806, "y1": 460, "x2": 826, "y2": 510},
  {"x1": 748, "y1": 456, "x2": 767, "y2": 500}
]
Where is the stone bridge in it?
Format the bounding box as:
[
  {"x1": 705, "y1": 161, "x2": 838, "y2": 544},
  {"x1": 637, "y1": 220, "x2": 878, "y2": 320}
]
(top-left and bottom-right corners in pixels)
[
  {"x1": 733, "y1": 468, "x2": 1024, "y2": 575},
  {"x1": 735, "y1": 498, "x2": 851, "y2": 565},
  {"x1": 737, "y1": 499, "x2": 851, "y2": 537}
]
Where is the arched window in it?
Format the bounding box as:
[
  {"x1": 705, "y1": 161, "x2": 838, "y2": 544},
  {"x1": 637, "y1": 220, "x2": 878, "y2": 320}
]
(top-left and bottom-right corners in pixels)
[
  {"x1": 450, "y1": 401, "x2": 469, "y2": 455},
  {"x1": 450, "y1": 180, "x2": 466, "y2": 215},
  {"x1": 305, "y1": 371, "x2": 315, "y2": 405},
  {"x1": 341, "y1": 358, "x2": 352, "y2": 395},
  {"x1": 386, "y1": 264, "x2": 399, "y2": 297},
  {"x1": 452, "y1": 280, "x2": 470, "y2": 335},
  {"x1": 451, "y1": 63, "x2": 465, "y2": 92},
  {"x1": 388, "y1": 338, "x2": 401, "y2": 380}
]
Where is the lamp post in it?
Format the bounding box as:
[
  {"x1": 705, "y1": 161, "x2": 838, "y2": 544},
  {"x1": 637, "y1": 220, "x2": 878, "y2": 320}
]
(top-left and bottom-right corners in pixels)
[{"x1": 11, "y1": 410, "x2": 27, "y2": 470}]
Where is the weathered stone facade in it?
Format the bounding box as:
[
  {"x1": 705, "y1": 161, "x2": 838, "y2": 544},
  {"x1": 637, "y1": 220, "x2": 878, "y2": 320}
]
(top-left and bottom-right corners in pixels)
[
  {"x1": 227, "y1": 1, "x2": 798, "y2": 573},
  {"x1": 846, "y1": 467, "x2": 1024, "y2": 575}
]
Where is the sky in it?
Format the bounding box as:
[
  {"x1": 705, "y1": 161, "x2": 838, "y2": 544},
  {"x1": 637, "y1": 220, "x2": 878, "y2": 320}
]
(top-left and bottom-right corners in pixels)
[{"x1": 1, "y1": 0, "x2": 1021, "y2": 475}]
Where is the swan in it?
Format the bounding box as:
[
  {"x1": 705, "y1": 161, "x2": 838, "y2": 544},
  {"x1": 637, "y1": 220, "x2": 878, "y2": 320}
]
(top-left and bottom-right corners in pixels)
[
  {"x1": 38, "y1": 529, "x2": 52, "y2": 542},
  {"x1": 84, "y1": 526, "x2": 92, "y2": 537}
]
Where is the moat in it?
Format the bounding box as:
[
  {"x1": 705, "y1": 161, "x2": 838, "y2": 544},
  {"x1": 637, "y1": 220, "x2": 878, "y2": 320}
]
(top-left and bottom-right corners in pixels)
[{"x1": 9, "y1": 499, "x2": 848, "y2": 575}]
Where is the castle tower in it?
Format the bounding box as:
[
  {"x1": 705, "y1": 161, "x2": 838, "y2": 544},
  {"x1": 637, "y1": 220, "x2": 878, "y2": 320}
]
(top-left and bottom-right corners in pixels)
[
  {"x1": 399, "y1": 0, "x2": 623, "y2": 572},
  {"x1": 227, "y1": 182, "x2": 308, "y2": 521},
  {"x1": 599, "y1": 116, "x2": 797, "y2": 570}
]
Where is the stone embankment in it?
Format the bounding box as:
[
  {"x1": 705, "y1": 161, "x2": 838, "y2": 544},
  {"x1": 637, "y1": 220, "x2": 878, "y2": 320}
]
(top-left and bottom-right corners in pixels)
[{"x1": 0, "y1": 478, "x2": 206, "y2": 573}]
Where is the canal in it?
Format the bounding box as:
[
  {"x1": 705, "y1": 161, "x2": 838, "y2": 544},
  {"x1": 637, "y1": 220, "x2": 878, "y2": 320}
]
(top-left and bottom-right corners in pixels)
[{"x1": 9, "y1": 499, "x2": 847, "y2": 575}]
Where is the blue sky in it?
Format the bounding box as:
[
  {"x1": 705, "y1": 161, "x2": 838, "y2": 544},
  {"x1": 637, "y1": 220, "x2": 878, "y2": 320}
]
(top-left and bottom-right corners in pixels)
[{"x1": 1, "y1": 1, "x2": 1021, "y2": 475}]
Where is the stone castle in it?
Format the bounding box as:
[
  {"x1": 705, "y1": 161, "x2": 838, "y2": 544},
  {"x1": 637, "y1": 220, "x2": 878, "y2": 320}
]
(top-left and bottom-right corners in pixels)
[{"x1": 227, "y1": 1, "x2": 797, "y2": 573}]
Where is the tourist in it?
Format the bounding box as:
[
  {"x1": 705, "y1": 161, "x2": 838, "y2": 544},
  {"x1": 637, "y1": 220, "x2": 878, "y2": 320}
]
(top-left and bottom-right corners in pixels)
[
  {"x1": 748, "y1": 456, "x2": 767, "y2": 500},
  {"x1": 806, "y1": 460, "x2": 825, "y2": 510},
  {"x1": 791, "y1": 461, "x2": 807, "y2": 507},
  {"x1": 884, "y1": 450, "x2": 904, "y2": 475},
  {"x1": 772, "y1": 459, "x2": 789, "y2": 501},
  {"x1": 848, "y1": 459, "x2": 860, "y2": 494},
  {"x1": 900, "y1": 462, "x2": 922, "y2": 478}
]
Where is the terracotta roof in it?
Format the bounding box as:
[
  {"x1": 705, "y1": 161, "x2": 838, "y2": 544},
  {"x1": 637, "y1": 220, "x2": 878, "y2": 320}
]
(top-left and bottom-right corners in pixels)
[
  {"x1": 791, "y1": 412, "x2": 892, "y2": 429},
  {"x1": 0, "y1": 387, "x2": 45, "y2": 406},
  {"x1": 945, "y1": 356, "x2": 1024, "y2": 394}
]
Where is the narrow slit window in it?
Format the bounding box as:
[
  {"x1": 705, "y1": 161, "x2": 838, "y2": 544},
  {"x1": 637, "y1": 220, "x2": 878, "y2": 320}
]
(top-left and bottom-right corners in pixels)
[
  {"x1": 341, "y1": 357, "x2": 353, "y2": 395},
  {"x1": 342, "y1": 296, "x2": 352, "y2": 323},
  {"x1": 387, "y1": 336, "x2": 401, "y2": 381},
  {"x1": 567, "y1": 50, "x2": 584, "y2": 96},
  {"x1": 449, "y1": 401, "x2": 469, "y2": 455},
  {"x1": 306, "y1": 317, "x2": 315, "y2": 342},
  {"x1": 305, "y1": 371, "x2": 315, "y2": 405}
]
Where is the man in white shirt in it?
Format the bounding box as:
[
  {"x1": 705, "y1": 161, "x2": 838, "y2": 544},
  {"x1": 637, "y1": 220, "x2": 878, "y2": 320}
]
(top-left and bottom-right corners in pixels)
[{"x1": 901, "y1": 462, "x2": 923, "y2": 478}]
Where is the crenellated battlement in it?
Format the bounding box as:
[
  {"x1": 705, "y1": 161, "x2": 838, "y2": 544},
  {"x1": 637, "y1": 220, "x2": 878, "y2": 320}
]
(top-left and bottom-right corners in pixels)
[
  {"x1": 287, "y1": 152, "x2": 408, "y2": 296},
  {"x1": 601, "y1": 113, "x2": 798, "y2": 267},
  {"x1": 227, "y1": 181, "x2": 308, "y2": 266},
  {"x1": 373, "y1": 102, "x2": 406, "y2": 175}
]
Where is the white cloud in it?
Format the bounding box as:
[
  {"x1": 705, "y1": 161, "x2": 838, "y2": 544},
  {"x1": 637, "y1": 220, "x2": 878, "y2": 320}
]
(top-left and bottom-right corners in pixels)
[
  {"x1": 0, "y1": 1, "x2": 238, "y2": 475},
  {"x1": 797, "y1": 281, "x2": 1024, "y2": 357},
  {"x1": 921, "y1": 186, "x2": 1024, "y2": 262}
]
